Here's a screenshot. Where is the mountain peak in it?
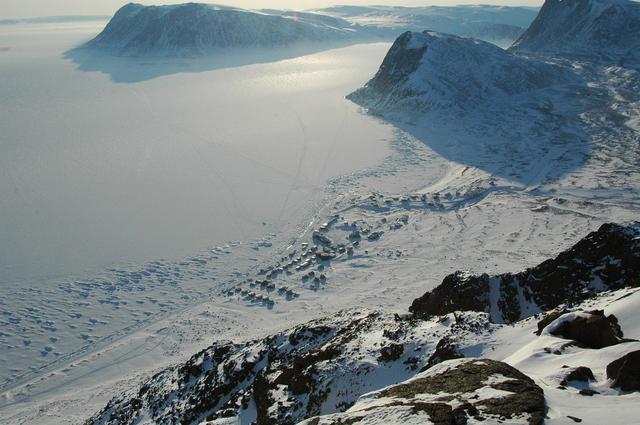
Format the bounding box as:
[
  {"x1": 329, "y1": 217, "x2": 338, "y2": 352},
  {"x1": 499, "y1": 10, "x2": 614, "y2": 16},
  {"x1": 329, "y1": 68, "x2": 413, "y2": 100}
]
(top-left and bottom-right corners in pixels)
[
  {"x1": 509, "y1": 0, "x2": 640, "y2": 65},
  {"x1": 84, "y1": 3, "x2": 359, "y2": 57},
  {"x1": 347, "y1": 30, "x2": 564, "y2": 115}
]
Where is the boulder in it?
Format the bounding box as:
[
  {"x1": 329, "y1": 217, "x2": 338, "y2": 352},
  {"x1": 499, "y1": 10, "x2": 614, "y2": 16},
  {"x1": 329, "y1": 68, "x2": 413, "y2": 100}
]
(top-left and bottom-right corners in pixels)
[
  {"x1": 561, "y1": 366, "x2": 595, "y2": 386},
  {"x1": 536, "y1": 309, "x2": 568, "y2": 335},
  {"x1": 607, "y1": 350, "x2": 640, "y2": 392},
  {"x1": 299, "y1": 359, "x2": 545, "y2": 425},
  {"x1": 422, "y1": 336, "x2": 463, "y2": 371},
  {"x1": 378, "y1": 343, "x2": 404, "y2": 362},
  {"x1": 550, "y1": 311, "x2": 624, "y2": 349}
]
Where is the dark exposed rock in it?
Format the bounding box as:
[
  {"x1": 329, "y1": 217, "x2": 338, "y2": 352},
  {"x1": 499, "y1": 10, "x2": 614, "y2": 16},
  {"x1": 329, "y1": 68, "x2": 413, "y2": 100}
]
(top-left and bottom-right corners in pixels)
[
  {"x1": 567, "y1": 415, "x2": 583, "y2": 423},
  {"x1": 536, "y1": 309, "x2": 568, "y2": 335},
  {"x1": 410, "y1": 271, "x2": 490, "y2": 320},
  {"x1": 378, "y1": 343, "x2": 404, "y2": 362},
  {"x1": 410, "y1": 223, "x2": 640, "y2": 323},
  {"x1": 550, "y1": 311, "x2": 624, "y2": 349},
  {"x1": 423, "y1": 336, "x2": 464, "y2": 371},
  {"x1": 561, "y1": 366, "x2": 595, "y2": 386},
  {"x1": 607, "y1": 350, "x2": 640, "y2": 392},
  {"x1": 578, "y1": 389, "x2": 600, "y2": 396}
]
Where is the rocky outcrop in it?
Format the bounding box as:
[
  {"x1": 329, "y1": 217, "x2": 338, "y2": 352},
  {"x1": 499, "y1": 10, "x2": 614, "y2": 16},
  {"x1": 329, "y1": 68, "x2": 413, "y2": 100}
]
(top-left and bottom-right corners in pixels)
[
  {"x1": 607, "y1": 350, "x2": 640, "y2": 391},
  {"x1": 410, "y1": 223, "x2": 640, "y2": 323},
  {"x1": 561, "y1": 366, "x2": 596, "y2": 385},
  {"x1": 299, "y1": 359, "x2": 545, "y2": 425},
  {"x1": 84, "y1": 310, "x2": 495, "y2": 425}
]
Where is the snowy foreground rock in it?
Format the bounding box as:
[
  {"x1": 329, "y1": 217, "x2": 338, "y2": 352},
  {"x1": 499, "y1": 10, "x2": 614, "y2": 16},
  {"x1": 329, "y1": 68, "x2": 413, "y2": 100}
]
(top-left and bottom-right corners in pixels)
[{"x1": 85, "y1": 223, "x2": 640, "y2": 425}]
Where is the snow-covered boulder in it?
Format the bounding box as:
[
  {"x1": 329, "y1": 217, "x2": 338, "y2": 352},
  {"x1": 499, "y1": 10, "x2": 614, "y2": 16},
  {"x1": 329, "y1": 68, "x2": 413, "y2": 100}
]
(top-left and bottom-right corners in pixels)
[
  {"x1": 84, "y1": 3, "x2": 362, "y2": 57},
  {"x1": 546, "y1": 310, "x2": 626, "y2": 349},
  {"x1": 509, "y1": 0, "x2": 640, "y2": 66},
  {"x1": 347, "y1": 30, "x2": 565, "y2": 115},
  {"x1": 299, "y1": 359, "x2": 545, "y2": 425}
]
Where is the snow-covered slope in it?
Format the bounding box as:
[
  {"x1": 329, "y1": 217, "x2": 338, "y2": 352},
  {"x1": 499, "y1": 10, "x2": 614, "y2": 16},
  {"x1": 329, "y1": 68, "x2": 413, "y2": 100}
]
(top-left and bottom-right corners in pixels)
[
  {"x1": 347, "y1": 30, "x2": 566, "y2": 114},
  {"x1": 84, "y1": 3, "x2": 362, "y2": 57},
  {"x1": 510, "y1": 0, "x2": 640, "y2": 66},
  {"x1": 84, "y1": 223, "x2": 640, "y2": 425}
]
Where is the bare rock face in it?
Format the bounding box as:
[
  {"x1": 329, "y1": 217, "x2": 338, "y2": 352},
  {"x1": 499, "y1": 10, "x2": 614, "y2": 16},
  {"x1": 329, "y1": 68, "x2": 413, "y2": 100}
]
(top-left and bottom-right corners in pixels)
[
  {"x1": 607, "y1": 350, "x2": 640, "y2": 392},
  {"x1": 423, "y1": 336, "x2": 464, "y2": 371},
  {"x1": 561, "y1": 366, "x2": 596, "y2": 386},
  {"x1": 410, "y1": 223, "x2": 640, "y2": 323},
  {"x1": 550, "y1": 310, "x2": 624, "y2": 349},
  {"x1": 299, "y1": 359, "x2": 545, "y2": 425}
]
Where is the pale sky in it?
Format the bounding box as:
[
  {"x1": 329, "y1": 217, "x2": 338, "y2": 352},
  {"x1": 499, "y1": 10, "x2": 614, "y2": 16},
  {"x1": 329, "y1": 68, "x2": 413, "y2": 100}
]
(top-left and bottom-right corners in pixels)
[{"x1": 2, "y1": 0, "x2": 543, "y2": 20}]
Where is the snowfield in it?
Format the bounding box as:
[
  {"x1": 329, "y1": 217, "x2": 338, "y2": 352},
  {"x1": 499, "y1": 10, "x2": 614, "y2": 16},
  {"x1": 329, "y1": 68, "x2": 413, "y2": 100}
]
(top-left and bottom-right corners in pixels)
[{"x1": 1, "y1": 0, "x2": 640, "y2": 423}]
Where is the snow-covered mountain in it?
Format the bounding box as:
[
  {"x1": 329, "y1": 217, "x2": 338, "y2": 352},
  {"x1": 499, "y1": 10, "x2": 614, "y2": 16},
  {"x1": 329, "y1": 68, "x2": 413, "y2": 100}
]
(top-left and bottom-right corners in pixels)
[
  {"x1": 347, "y1": 30, "x2": 566, "y2": 114},
  {"x1": 83, "y1": 3, "x2": 541, "y2": 57},
  {"x1": 84, "y1": 3, "x2": 363, "y2": 57},
  {"x1": 316, "y1": 5, "x2": 538, "y2": 46},
  {"x1": 510, "y1": 0, "x2": 640, "y2": 66},
  {"x1": 348, "y1": 0, "x2": 640, "y2": 117},
  {"x1": 84, "y1": 223, "x2": 640, "y2": 425}
]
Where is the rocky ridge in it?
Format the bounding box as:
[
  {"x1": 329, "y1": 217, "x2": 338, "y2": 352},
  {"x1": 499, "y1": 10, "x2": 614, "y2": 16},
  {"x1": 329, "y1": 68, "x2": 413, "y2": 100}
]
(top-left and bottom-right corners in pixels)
[
  {"x1": 410, "y1": 223, "x2": 640, "y2": 323},
  {"x1": 85, "y1": 222, "x2": 640, "y2": 425}
]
